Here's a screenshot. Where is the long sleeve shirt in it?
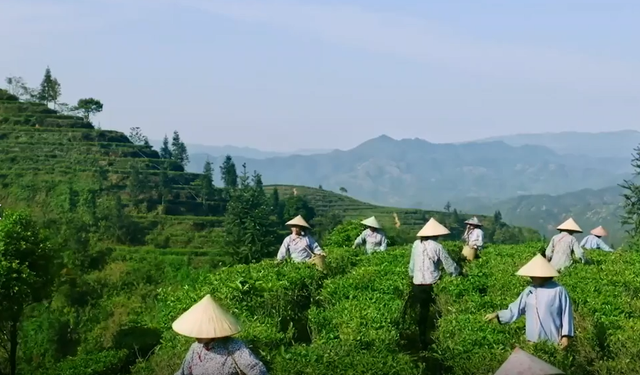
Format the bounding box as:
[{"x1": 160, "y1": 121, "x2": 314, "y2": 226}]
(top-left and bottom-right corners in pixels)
[
  {"x1": 580, "y1": 235, "x2": 613, "y2": 251},
  {"x1": 463, "y1": 228, "x2": 484, "y2": 250},
  {"x1": 497, "y1": 281, "x2": 574, "y2": 344},
  {"x1": 175, "y1": 338, "x2": 268, "y2": 375},
  {"x1": 353, "y1": 229, "x2": 388, "y2": 254},
  {"x1": 545, "y1": 232, "x2": 586, "y2": 271},
  {"x1": 276, "y1": 234, "x2": 324, "y2": 262},
  {"x1": 408, "y1": 239, "x2": 460, "y2": 285}
]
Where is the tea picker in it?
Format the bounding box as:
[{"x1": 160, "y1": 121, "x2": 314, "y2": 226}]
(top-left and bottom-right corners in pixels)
[
  {"x1": 485, "y1": 254, "x2": 575, "y2": 349},
  {"x1": 461, "y1": 216, "x2": 484, "y2": 261},
  {"x1": 276, "y1": 215, "x2": 326, "y2": 271},
  {"x1": 353, "y1": 216, "x2": 388, "y2": 254}
]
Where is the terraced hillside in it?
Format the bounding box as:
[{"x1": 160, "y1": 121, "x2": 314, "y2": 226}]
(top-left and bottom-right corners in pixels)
[
  {"x1": 0, "y1": 89, "x2": 215, "y2": 221},
  {"x1": 264, "y1": 184, "x2": 539, "y2": 237}
]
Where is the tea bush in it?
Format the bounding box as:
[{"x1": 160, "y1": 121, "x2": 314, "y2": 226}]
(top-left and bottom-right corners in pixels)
[{"x1": 45, "y1": 243, "x2": 640, "y2": 375}]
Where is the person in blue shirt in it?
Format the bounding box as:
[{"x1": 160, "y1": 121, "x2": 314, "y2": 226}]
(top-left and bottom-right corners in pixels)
[
  {"x1": 484, "y1": 254, "x2": 575, "y2": 350},
  {"x1": 580, "y1": 225, "x2": 613, "y2": 251}
]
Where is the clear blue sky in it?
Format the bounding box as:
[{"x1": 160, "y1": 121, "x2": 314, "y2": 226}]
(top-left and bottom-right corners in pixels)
[{"x1": 1, "y1": 0, "x2": 639, "y2": 151}]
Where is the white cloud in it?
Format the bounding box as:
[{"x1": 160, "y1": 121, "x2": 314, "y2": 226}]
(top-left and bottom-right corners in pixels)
[{"x1": 170, "y1": 0, "x2": 640, "y2": 94}]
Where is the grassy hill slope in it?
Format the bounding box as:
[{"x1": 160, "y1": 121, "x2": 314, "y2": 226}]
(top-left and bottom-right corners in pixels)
[
  {"x1": 265, "y1": 184, "x2": 457, "y2": 231},
  {"x1": 0, "y1": 89, "x2": 228, "y2": 246}
]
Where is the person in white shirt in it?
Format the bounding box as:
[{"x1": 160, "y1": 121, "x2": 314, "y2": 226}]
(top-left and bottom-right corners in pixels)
[
  {"x1": 462, "y1": 216, "x2": 484, "y2": 252},
  {"x1": 353, "y1": 216, "x2": 388, "y2": 254},
  {"x1": 408, "y1": 218, "x2": 460, "y2": 349},
  {"x1": 276, "y1": 215, "x2": 325, "y2": 263},
  {"x1": 580, "y1": 225, "x2": 613, "y2": 251},
  {"x1": 545, "y1": 218, "x2": 586, "y2": 271}
]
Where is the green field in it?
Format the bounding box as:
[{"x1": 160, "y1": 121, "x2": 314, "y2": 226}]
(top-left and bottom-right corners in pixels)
[{"x1": 23, "y1": 240, "x2": 640, "y2": 375}]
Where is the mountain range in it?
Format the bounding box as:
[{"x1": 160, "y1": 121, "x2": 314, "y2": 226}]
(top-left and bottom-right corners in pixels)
[
  {"x1": 149, "y1": 140, "x2": 333, "y2": 159},
  {"x1": 183, "y1": 130, "x2": 638, "y2": 244},
  {"x1": 473, "y1": 129, "x2": 640, "y2": 159}
]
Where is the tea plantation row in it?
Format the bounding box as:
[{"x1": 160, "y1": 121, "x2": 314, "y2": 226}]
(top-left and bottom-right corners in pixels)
[{"x1": 43, "y1": 243, "x2": 640, "y2": 375}]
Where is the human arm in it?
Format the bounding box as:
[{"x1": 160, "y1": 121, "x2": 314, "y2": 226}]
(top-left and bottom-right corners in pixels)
[
  {"x1": 353, "y1": 231, "x2": 366, "y2": 248},
  {"x1": 276, "y1": 237, "x2": 290, "y2": 261},
  {"x1": 174, "y1": 344, "x2": 194, "y2": 375},
  {"x1": 596, "y1": 237, "x2": 613, "y2": 252},
  {"x1": 380, "y1": 233, "x2": 388, "y2": 251},
  {"x1": 231, "y1": 341, "x2": 269, "y2": 375},
  {"x1": 308, "y1": 236, "x2": 325, "y2": 255},
  {"x1": 545, "y1": 239, "x2": 554, "y2": 260},
  {"x1": 408, "y1": 242, "x2": 417, "y2": 277},
  {"x1": 559, "y1": 287, "x2": 575, "y2": 349},
  {"x1": 571, "y1": 238, "x2": 586, "y2": 263},
  {"x1": 489, "y1": 289, "x2": 529, "y2": 324},
  {"x1": 437, "y1": 245, "x2": 460, "y2": 276}
]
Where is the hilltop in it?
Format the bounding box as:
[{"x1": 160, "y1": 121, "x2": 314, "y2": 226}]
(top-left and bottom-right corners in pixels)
[
  {"x1": 188, "y1": 134, "x2": 631, "y2": 209},
  {"x1": 0, "y1": 86, "x2": 227, "y2": 248}
]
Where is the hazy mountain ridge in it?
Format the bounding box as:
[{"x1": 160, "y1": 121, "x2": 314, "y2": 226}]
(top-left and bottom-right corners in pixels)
[
  {"x1": 472, "y1": 130, "x2": 640, "y2": 158},
  {"x1": 150, "y1": 140, "x2": 333, "y2": 159},
  {"x1": 187, "y1": 134, "x2": 631, "y2": 209},
  {"x1": 455, "y1": 185, "x2": 626, "y2": 245}
]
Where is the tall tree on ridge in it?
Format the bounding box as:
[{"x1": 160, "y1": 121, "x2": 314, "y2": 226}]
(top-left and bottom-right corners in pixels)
[
  {"x1": 219, "y1": 155, "x2": 238, "y2": 189},
  {"x1": 159, "y1": 134, "x2": 173, "y2": 159},
  {"x1": 171, "y1": 131, "x2": 189, "y2": 168},
  {"x1": 36, "y1": 66, "x2": 61, "y2": 107}
]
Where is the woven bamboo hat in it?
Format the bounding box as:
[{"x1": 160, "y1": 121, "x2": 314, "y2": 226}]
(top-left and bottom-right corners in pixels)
[
  {"x1": 285, "y1": 215, "x2": 311, "y2": 228},
  {"x1": 494, "y1": 347, "x2": 564, "y2": 375},
  {"x1": 360, "y1": 216, "x2": 381, "y2": 229},
  {"x1": 416, "y1": 218, "x2": 450, "y2": 237},
  {"x1": 516, "y1": 254, "x2": 559, "y2": 278},
  {"x1": 590, "y1": 225, "x2": 607, "y2": 237},
  {"x1": 172, "y1": 295, "x2": 241, "y2": 339},
  {"x1": 556, "y1": 218, "x2": 582, "y2": 233},
  {"x1": 464, "y1": 216, "x2": 482, "y2": 226}
]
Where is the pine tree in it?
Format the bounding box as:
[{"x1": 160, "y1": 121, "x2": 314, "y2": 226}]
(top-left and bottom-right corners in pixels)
[
  {"x1": 620, "y1": 144, "x2": 640, "y2": 242},
  {"x1": 37, "y1": 66, "x2": 61, "y2": 106},
  {"x1": 171, "y1": 131, "x2": 189, "y2": 167},
  {"x1": 160, "y1": 135, "x2": 173, "y2": 159},
  {"x1": 219, "y1": 155, "x2": 238, "y2": 189},
  {"x1": 270, "y1": 188, "x2": 282, "y2": 221},
  {"x1": 157, "y1": 166, "x2": 172, "y2": 212},
  {"x1": 127, "y1": 162, "x2": 143, "y2": 210},
  {"x1": 283, "y1": 195, "x2": 316, "y2": 223},
  {"x1": 223, "y1": 166, "x2": 278, "y2": 264},
  {"x1": 200, "y1": 160, "x2": 215, "y2": 204}
]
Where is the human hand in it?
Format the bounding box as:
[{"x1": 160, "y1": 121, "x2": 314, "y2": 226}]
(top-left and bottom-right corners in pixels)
[
  {"x1": 484, "y1": 312, "x2": 498, "y2": 321},
  {"x1": 560, "y1": 336, "x2": 570, "y2": 349}
]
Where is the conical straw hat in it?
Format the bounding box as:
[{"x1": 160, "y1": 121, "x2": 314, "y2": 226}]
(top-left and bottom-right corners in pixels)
[
  {"x1": 285, "y1": 215, "x2": 311, "y2": 228},
  {"x1": 360, "y1": 216, "x2": 381, "y2": 229},
  {"x1": 464, "y1": 216, "x2": 482, "y2": 226},
  {"x1": 172, "y1": 295, "x2": 241, "y2": 339},
  {"x1": 416, "y1": 218, "x2": 450, "y2": 237},
  {"x1": 556, "y1": 218, "x2": 582, "y2": 232},
  {"x1": 516, "y1": 254, "x2": 559, "y2": 278},
  {"x1": 590, "y1": 225, "x2": 607, "y2": 237},
  {"x1": 494, "y1": 347, "x2": 564, "y2": 375}
]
